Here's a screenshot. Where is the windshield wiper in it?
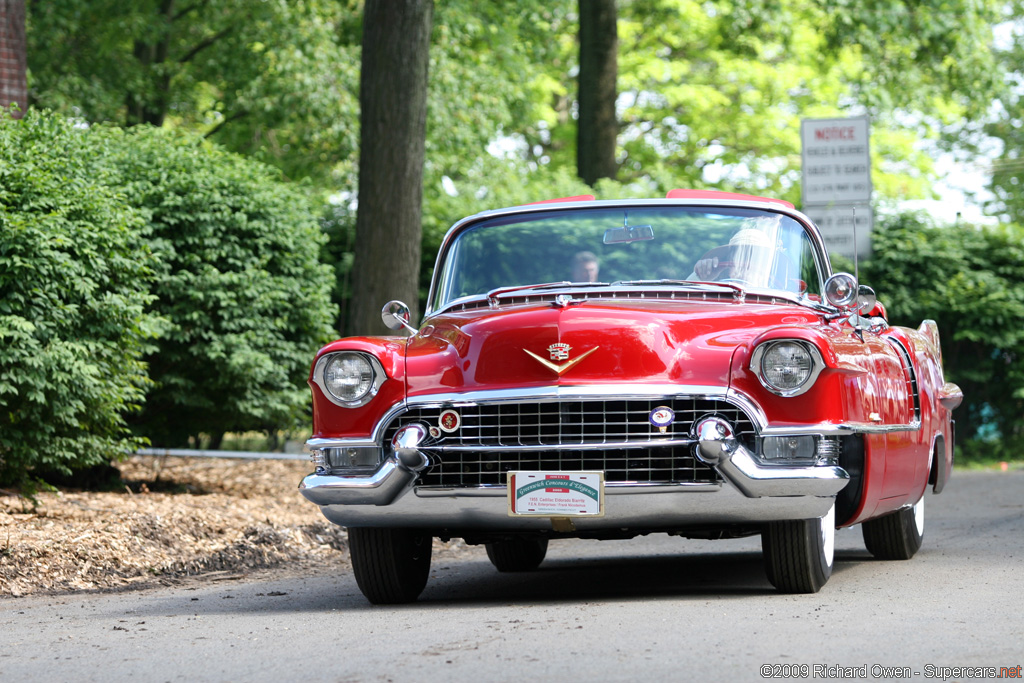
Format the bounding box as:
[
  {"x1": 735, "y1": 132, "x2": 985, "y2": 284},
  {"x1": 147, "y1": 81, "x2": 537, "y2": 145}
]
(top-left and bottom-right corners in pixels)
[
  {"x1": 611, "y1": 279, "x2": 744, "y2": 293},
  {"x1": 486, "y1": 281, "x2": 611, "y2": 302}
]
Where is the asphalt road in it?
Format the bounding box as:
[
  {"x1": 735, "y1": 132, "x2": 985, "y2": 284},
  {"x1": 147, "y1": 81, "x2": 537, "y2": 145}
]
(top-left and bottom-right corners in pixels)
[{"x1": 2, "y1": 469, "x2": 1021, "y2": 683}]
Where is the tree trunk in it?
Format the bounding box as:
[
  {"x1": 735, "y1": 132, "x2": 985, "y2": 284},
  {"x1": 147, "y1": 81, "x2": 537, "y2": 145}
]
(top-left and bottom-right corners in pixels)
[
  {"x1": 349, "y1": 0, "x2": 432, "y2": 335},
  {"x1": 125, "y1": 0, "x2": 174, "y2": 127},
  {"x1": 577, "y1": 0, "x2": 618, "y2": 186},
  {"x1": 0, "y1": 0, "x2": 27, "y2": 118}
]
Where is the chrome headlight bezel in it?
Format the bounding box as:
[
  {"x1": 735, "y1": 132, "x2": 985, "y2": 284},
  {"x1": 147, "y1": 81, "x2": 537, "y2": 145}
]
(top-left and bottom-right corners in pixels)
[
  {"x1": 750, "y1": 340, "x2": 824, "y2": 397},
  {"x1": 312, "y1": 351, "x2": 387, "y2": 408}
]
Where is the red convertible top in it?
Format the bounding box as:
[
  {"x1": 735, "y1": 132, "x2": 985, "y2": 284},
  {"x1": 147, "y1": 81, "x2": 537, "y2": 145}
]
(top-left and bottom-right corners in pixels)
[{"x1": 522, "y1": 189, "x2": 795, "y2": 209}]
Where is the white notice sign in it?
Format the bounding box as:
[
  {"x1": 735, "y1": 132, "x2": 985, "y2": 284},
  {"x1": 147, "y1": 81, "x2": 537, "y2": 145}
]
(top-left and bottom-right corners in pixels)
[
  {"x1": 803, "y1": 203, "x2": 873, "y2": 261},
  {"x1": 801, "y1": 117, "x2": 872, "y2": 205}
]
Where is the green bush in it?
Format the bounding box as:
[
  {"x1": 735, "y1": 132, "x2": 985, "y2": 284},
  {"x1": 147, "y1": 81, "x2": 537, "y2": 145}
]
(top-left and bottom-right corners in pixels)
[
  {"x1": 0, "y1": 110, "x2": 158, "y2": 493},
  {"x1": 862, "y1": 212, "x2": 1024, "y2": 459},
  {"x1": 88, "y1": 126, "x2": 338, "y2": 448}
]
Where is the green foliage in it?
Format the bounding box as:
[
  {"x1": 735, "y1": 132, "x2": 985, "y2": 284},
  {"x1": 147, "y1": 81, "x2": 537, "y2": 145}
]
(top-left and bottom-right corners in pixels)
[
  {"x1": 861, "y1": 213, "x2": 1024, "y2": 457},
  {"x1": 0, "y1": 110, "x2": 158, "y2": 493},
  {"x1": 87, "y1": 126, "x2": 338, "y2": 447},
  {"x1": 26, "y1": 0, "x2": 360, "y2": 184},
  {"x1": 986, "y1": 4, "x2": 1024, "y2": 224}
]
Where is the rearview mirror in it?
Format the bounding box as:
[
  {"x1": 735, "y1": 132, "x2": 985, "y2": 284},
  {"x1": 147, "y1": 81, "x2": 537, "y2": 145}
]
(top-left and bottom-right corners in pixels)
[{"x1": 603, "y1": 224, "x2": 654, "y2": 244}]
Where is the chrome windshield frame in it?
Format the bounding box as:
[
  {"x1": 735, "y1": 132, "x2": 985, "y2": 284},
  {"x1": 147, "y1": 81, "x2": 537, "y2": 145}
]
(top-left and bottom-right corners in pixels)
[{"x1": 423, "y1": 198, "x2": 835, "y2": 320}]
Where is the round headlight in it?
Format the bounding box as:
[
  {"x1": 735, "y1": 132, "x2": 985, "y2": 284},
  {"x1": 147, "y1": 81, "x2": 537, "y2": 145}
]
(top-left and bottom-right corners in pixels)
[
  {"x1": 323, "y1": 353, "x2": 375, "y2": 403},
  {"x1": 761, "y1": 341, "x2": 813, "y2": 392}
]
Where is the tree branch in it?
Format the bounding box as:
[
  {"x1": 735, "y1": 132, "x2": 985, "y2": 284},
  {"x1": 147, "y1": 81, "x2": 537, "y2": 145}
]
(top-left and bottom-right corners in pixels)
[
  {"x1": 203, "y1": 109, "x2": 249, "y2": 138},
  {"x1": 172, "y1": 0, "x2": 210, "y2": 22},
  {"x1": 178, "y1": 25, "x2": 234, "y2": 64}
]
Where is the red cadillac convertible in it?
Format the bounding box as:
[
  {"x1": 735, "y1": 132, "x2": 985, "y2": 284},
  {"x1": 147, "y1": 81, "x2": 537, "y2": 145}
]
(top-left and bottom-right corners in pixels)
[{"x1": 300, "y1": 191, "x2": 962, "y2": 603}]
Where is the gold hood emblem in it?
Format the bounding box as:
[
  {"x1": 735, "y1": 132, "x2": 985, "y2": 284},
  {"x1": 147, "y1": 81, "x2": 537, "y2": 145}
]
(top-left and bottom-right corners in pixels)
[{"x1": 524, "y1": 344, "x2": 599, "y2": 375}]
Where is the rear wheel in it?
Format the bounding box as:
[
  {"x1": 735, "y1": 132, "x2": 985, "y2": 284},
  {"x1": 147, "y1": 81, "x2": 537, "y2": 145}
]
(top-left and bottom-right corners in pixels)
[
  {"x1": 348, "y1": 528, "x2": 432, "y2": 604},
  {"x1": 762, "y1": 504, "x2": 835, "y2": 593},
  {"x1": 862, "y1": 495, "x2": 924, "y2": 560},
  {"x1": 485, "y1": 537, "x2": 549, "y2": 572}
]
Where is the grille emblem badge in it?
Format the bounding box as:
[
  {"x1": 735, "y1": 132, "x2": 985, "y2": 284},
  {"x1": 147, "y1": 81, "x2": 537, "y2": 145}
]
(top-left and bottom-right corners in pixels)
[
  {"x1": 524, "y1": 345, "x2": 599, "y2": 375},
  {"x1": 649, "y1": 406, "x2": 676, "y2": 433},
  {"x1": 439, "y1": 409, "x2": 461, "y2": 433}
]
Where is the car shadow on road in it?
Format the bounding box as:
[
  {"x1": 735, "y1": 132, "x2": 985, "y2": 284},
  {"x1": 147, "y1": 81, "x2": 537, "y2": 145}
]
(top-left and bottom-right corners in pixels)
[
  {"x1": 418, "y1": 548, "x2": 869, "y2": 606},
  {"x1": 118, "y1": 548, "x2": 873, "y2": 619}
]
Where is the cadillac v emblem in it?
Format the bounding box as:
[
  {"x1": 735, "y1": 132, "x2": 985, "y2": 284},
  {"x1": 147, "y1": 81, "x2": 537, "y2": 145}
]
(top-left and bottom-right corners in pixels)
[{"x1": 524, "y1": 344, "x2": 599, "y2": 375}]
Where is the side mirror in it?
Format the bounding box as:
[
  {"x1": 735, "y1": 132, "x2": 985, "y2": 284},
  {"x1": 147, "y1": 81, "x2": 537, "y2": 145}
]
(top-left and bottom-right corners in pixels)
[
  {"x1": 381, "y1": 300, "x2": 417, "y2": 335},
  {"x1": 856, "y1": 285, "x2": 877, "y2": 315},
  {"x1": 823, "y1": 273, "x2": 858, "y2": 310}
]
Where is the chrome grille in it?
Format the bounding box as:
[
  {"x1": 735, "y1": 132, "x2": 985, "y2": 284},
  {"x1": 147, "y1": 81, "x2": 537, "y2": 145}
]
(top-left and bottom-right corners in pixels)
[{"x1": 382, "y1": 398, "x2": 757, "y2": 488}]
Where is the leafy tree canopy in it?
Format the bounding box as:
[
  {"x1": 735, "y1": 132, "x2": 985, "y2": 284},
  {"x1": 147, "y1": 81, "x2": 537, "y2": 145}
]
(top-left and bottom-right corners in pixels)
[{"x1": 27, "y1": 0, "x2": 360, "y2": 184}]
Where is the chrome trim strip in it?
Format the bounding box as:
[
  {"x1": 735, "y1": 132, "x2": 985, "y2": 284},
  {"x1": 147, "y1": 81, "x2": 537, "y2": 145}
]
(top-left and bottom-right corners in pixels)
[
  {"x1": 758, "y1": 420, "x2": 922, "y2": 436},
  {"x1": 431, "y1": 438, "x2": 697, "y2": 453},
  {"x1": 725, "y1": 389, "x2": 769, "y2": 432},
  {"x1": 413, "y1": 481, "x2": 722, "y2": 497},
  {"x1": 319, "y1": 386, "x2": 751, "y2": 448},
  {"x1": 406, "y1": 384, "x2": 729, "y2": 406},
  {"x1": 305, "y1": 437, "x2": 379, "y2": 450}
]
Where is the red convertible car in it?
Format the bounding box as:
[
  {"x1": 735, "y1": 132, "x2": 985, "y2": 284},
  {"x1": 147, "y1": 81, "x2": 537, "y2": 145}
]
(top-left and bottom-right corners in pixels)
[{"x1": 300, "y1": 191, "x2": 962, "y2": 603}]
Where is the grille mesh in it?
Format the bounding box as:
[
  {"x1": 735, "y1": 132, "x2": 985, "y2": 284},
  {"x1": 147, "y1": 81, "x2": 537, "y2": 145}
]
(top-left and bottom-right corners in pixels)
[{"x1": 383, "y1": 398, "x2": 756, "y2": 488}]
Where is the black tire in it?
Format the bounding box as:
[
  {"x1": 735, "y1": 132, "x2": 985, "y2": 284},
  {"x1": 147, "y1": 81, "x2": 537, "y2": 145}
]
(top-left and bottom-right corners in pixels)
[
  {"x1": 348, "y1": 527, "x2": 432, "y2": 604},
  {"x1": 485, "y1": 537, "x2": 549, "y2": 572},
  {"x1": 862, "y1": 495, "x2": 924, "y2": 560},
  {"x1": 762, "y1": 504, "x2": 835, "y2": 594}
]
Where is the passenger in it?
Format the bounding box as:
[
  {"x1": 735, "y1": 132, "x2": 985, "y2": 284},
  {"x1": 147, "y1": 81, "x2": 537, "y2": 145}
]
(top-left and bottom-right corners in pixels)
[{"x1": 690, "y1": 228, "x2": 774, "y2": 284}]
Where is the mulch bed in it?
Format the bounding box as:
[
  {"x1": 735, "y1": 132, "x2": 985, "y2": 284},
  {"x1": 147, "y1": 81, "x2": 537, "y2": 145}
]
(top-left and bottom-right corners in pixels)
[{"x1": 0, "y1": 456, "x2": 348, "y2": 597}]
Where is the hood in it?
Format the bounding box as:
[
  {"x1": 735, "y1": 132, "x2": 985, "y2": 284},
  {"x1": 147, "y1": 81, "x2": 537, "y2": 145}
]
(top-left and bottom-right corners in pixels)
[{"x1": 404, "y1": 298, "x2": 822, "y2": 397}]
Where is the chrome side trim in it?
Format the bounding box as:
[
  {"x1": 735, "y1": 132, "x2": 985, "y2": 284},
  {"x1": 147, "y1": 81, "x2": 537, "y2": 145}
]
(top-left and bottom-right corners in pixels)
[
  {"x1": 306, "y1": 437, "x2": 379, "y2": 450},
  {"x1": 759, "y1": 420, "x2": 922, "y2": 436}
]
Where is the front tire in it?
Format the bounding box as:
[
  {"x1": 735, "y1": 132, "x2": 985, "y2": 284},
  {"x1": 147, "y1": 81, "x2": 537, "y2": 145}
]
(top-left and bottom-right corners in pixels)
[
  {"x1": 485, "y1": 537, "x2": 549, "y2": 572},
  {"x1": 862, "y1": 495, "x2": 924, "y2": 560},
  {"x1": 348, "y1": 528, "x2": 432, "y2": 604},
  {"x1": 762, "y1": 504, "x2": 835, "y2": 593}
]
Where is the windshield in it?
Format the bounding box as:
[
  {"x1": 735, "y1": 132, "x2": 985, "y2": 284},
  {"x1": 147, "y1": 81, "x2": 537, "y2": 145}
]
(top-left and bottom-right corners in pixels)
[{"x1": 430, "y1": 206, "x2": 824, "y2": 312}]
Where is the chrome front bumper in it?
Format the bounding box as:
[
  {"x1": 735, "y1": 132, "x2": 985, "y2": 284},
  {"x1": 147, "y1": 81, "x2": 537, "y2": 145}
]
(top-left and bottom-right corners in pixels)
[{"x1": 299, "y1": 421, "x2": 850, "y2": 530}]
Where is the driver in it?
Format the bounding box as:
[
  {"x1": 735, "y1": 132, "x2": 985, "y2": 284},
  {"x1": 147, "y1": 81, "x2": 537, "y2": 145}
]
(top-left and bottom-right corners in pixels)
[
  {"x1": 571, "y1": 251, "x2": 600, "y2": 283},
  {"x1": 691, "y1": 228, "x2": 774, "y2": 284}
]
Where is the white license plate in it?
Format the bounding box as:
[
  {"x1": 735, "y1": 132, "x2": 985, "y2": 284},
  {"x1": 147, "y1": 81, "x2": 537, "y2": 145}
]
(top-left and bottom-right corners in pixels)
[{"x1": 507, "y1": 471, "x2": 605, "y2": 517}]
